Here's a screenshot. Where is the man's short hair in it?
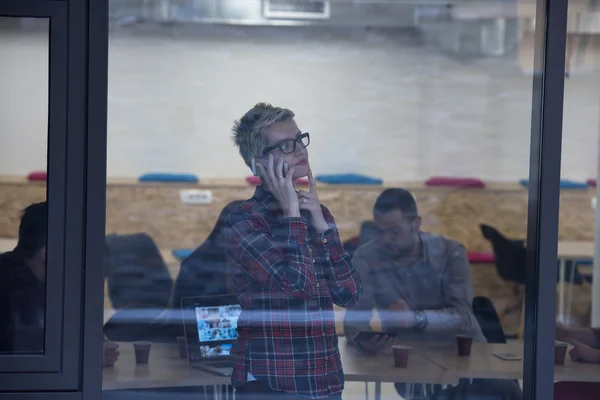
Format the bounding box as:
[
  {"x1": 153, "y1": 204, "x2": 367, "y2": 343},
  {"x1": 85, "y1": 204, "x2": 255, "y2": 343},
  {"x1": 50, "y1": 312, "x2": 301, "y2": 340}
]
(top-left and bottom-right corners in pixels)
[
  {"x1": 17, "y1": 201, "x2": 48, "y2": 258},
  {"x1": 231, "y1": 103, "x2": 295, "y2": 167},
  {"x1": 373, "y1": 188, "x2": 418, "y2": 221}
]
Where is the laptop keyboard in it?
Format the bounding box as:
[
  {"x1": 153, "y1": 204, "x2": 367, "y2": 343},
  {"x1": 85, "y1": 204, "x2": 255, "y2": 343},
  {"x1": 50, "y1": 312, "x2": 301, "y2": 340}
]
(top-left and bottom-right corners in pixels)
[{"x1": 207, "y1": 362, "x2": 233, "y2": 368}]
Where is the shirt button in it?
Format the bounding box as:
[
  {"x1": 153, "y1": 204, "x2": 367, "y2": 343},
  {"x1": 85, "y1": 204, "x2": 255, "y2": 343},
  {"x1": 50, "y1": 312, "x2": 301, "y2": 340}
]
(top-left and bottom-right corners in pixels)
[
  {"x1": 323, "y1": 238, "x2": 328, "y2": 244},
  {"x1": 316, "y1": 283, "x2": 320, "y2": 287},
  {"x1": 322, "y1": 332, "x2": 326, "y2": 336},
  {"x1": 319, "y1": 307, "x2": 323, "y2": 311},
  {"x1": 309, "y1": 248, "x2": 313, "y2": 253},
  {"x1": 326, "y1": 256, "x2": 330, "y2": 261},
  {"x1": 312, "y1": 259, "x2": 316, "y2": 263},
  {"x1": 324, "y1": 356, "x2": 329, "y2": 360}
]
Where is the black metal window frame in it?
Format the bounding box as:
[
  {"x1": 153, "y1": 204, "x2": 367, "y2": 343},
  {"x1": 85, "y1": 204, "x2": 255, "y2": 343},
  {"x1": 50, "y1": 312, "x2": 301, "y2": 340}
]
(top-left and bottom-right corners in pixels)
[
  {"x1": 0, "y1": 0, "x2": 570, "y2": 397},
  {"x1": 0, "y1": 0, "x2": 107, "y2": 394},
  {"x1": 523, "y1": 0, "x2": 569, "y2": 398}
]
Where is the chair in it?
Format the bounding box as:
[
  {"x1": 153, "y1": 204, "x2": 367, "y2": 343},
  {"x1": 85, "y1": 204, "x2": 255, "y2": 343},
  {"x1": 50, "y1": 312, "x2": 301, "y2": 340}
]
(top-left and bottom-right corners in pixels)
[
  {"x1": 171, "y1": 200, "x2": 244, "y2": 309},
  {"x1": 480, "y1": 224, "x2": 583, "y2": 338},
  {"x1": 358, "y1": 221, "x2": 378, "y2": 245},
  {"x1": 342, "y1": 236, "x2": 360, "y2": 260},
  {"x1": 103, "y1": 233, "x2": 174, "y2": 342},
  {"x1": 480, "y1": 224, "x2": 527, "y2": 287},
  {"x1": 105, "y1": 233, "x2": 173, "y2": 309},
  {"x1": 472, "y1": 296, "x2": 507, "y2": 344}
]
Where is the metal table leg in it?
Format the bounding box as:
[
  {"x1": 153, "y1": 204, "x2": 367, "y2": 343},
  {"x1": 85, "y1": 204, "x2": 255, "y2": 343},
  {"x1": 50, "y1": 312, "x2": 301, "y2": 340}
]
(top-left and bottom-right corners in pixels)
[
  {"x1": 566, "y1": 261, "x2": 577, "y2": 323},
  {"x1": 558, "y1": 259, "x2": 566, "y2": 322}
]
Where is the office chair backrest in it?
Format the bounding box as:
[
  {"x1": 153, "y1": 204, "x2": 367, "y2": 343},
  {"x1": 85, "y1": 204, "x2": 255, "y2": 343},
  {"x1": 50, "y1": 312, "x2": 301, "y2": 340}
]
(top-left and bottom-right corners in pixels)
[
  {"x1": 359, "y1": 221, "x2": 378, "y2": 245},
  {"x1": 480, "y1": 224, "x2": 527, "y2": 285},
  {"x1": 472, "y1": 296, "x2": 507, "y2": 344},
  {"x1": 105, "y1": 232, "x2": 173, "y2": 309}
]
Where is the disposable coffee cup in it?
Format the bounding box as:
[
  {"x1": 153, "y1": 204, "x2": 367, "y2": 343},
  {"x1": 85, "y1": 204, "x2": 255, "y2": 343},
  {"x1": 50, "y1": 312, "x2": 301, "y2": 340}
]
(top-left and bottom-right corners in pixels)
[
  {"x1": 555, "y1": 341, "x2": 568, "y2": 365},
  {"x1": 392, "y1": 345, "x2": 411, "y2": 368},
  {"x1": 133, "y1": 342, "x2": 152, "y2": 364},
  {"x1": 177, "y1": 336, "x2": 187, "y2": 359},
  {"x1": 456, "y1": 335, "x2": 473, "y2": 356}
]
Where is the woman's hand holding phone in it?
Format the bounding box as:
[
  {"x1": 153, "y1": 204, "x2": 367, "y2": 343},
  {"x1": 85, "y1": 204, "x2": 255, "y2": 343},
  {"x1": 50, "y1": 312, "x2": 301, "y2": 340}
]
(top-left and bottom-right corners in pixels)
[
  {"x1": 256, "y1": 154, "x2": 299, "y2": 218},
  {"x1": 297, "y1": 170, "x2": 328, "y2": 234}
]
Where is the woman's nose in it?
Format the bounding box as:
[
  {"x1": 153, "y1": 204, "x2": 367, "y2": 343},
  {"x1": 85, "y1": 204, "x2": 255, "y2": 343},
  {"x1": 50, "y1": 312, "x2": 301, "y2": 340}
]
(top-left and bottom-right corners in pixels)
[{"x1": 295, "y1": 144, "x2": 307, "y2": 156}]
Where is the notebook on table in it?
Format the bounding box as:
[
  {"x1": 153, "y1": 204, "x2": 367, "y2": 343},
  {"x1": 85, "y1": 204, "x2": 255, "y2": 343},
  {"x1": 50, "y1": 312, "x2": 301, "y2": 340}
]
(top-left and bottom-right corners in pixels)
[{"x1": 181, "y1": 295, "x2": 241, "y2": 376}]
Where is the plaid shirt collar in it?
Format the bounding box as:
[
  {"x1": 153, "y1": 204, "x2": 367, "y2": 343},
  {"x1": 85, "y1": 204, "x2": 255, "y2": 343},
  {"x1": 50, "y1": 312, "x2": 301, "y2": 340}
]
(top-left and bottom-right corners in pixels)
[{"x1": 253, "y1": 185, "x2": 280, "y2": 212}]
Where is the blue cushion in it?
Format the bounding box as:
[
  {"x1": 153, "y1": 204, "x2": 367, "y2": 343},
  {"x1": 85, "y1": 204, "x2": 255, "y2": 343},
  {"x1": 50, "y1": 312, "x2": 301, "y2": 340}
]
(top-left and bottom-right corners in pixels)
[
  {"x1": 519, "y1": 179, "x2": 587, "y2": 189},
  {"x1": 139, "y1": 173, "x2": 199, "y2": 183},
  {"x1": 172, "y1": 249, "x2": 193, "y2": 261},
  {"x1": 574, "y1": 259, "x2": 593, "y2": 265},
  {"x1": 316, "y1": 173, "x2": 383, "y2": 185}
]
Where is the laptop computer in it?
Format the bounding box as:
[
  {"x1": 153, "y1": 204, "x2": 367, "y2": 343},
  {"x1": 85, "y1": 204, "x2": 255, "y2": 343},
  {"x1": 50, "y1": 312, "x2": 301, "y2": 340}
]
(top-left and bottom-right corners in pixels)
[{"x1": 181, "y1": 295, "x2": 241, "y2": 376}]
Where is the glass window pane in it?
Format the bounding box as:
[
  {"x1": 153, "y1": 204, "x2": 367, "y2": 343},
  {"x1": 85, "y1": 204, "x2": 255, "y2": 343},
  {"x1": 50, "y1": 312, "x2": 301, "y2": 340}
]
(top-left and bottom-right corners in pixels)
[
  {"x1": 101, "y1": 0, "x2": 543, "y2": 397},
  {"x1": 553, "y1": 1, "x2": 600, "y2": 398},
  {"x1": 0, "y1": 16, "x2": 49, "y2": 355}
]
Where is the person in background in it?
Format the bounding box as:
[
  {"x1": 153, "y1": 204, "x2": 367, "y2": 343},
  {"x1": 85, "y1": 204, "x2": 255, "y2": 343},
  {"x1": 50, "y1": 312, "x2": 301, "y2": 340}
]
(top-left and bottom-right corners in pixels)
[
  {"x1": 0, "y1": 202, "x2": 47, "y2": 353},
  {"x1": 171, "y1": 200, "x2": 244, "y2": 308},
  {"x1": 0, "y1": 201, "x2": 120, "y2": 369},
  {"x1": 344, "y1": 188, "x2": 485, "y2": 346},
  {"x1": 554, "y1": 324, "x2": 600, "y2": 399},
  {"x1": 227, "y1": 103, "x2": 362, "y2": 399},
  {"x1": 103, "y1": 334, "x2": 120, "y2": 367},
  {"x1": 343, "y1": 188, "x2": 491, "y2": 398}
]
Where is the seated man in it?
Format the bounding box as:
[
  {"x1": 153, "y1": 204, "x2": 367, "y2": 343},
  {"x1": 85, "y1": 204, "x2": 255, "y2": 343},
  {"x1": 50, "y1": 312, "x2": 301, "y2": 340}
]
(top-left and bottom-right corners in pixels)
[
  {"x1": 344, "y1": 188, "x2": 487, "y2": 398},
  {"x1": 103, "y1": 335, "x2": 120, "y2": 367},
  {"x1": 344, "y1": 188, "x2": 485, "y2": 345},
  {"x1": 554, "y1": 324, "x2": 600, "y2": 400},
  {"x1": 0, "y1": 202, "x2": 47, "y2": 353}
]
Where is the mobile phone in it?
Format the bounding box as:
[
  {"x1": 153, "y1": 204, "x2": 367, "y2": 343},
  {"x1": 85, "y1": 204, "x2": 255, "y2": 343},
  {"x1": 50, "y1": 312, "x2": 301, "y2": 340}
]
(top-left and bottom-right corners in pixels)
[
  {"x1": 493, "y1": 352, "x2": 522, "y2": 361},
  {"x1": 251, "y1": 158, "x2": 288, "y2": 177},
  {"x1": 353, "y1": 331, "x2": 397, "y2": 343}
]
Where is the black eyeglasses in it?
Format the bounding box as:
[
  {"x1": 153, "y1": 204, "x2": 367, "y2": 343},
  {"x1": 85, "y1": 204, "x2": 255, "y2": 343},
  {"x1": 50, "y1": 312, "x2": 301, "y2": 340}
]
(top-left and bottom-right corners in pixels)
[{"x1": 263, "y1": 132, "x2": 310, "y2": 155}]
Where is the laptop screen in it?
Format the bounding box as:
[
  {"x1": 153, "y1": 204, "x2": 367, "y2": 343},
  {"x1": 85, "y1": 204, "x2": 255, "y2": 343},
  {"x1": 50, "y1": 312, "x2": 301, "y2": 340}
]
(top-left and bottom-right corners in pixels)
[{"x1": 195, "y1": 304, "x2": 241, "y2": 359}]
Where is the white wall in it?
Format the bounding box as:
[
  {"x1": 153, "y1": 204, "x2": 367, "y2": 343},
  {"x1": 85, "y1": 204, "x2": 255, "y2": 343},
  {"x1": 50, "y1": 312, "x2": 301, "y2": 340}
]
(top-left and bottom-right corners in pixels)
[
  {"x1": 1, "y1": 24, "x2": 599, "y2": 181},
  {"x1": 0, "y1": 27, "x2": 49, "y2": 175}
]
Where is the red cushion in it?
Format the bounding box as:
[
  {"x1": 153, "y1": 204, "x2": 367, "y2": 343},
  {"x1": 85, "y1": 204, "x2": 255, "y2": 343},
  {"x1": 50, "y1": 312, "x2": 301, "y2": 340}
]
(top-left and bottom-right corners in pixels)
[
  {"x1": 425, "y1": 176, "x2": 485, "y2": 188},
  {"x1": 467, "y1": 252, "x2": 495, "y2": 263},
  {"x1": 587, "y1": 179, "x2": 597, "y2": 187},
  {"x1": 27, "y1": 171, "x2": 47, "y2": 181},
  {"x1": 245, "y1": 176, "x2": 309, "y2": 186}
]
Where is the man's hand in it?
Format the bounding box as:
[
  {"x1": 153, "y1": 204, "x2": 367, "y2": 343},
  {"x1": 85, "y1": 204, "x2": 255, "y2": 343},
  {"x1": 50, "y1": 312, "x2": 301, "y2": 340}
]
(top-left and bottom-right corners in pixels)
[
  {"x1": 387, "y1": 299, "x2": 415, "y2": 329},
  {"x1": 354, "y1": 333, "x2": 395, "y2": 354},
  {"x1": 103, "y1": 340, "x2": 120, "y2": 367},
  {"x1": 556, "y1": 324, "x2": 598, "y2": 347},
  {"x1": 565, "y1": 339, "x2": 600, "y2": 363},
  {"x1": 556, "y1": 323, "x2": 570, "y2": 341},
  {"x1": 297, "y1": 170, "x2": 328, "y2": 234}
]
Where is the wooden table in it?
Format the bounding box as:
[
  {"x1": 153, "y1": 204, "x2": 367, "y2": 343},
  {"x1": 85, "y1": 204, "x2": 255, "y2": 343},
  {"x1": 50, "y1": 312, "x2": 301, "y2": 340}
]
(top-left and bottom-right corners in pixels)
[
  {"x1": 415, "y1": 342, "x2": 525, "y2": 380},
  {"x1": 102, "y1": 339, "x2": 454, "y2": 399},
  {"x1": 557, "y1": 241, "x2": 594, "y2": 323},
  {"x1": 412, "y1": 341, "x2": 600, "y2": 383},
  {"x1": 102, "y1": 343, "x2": 229, "y2": 391}
]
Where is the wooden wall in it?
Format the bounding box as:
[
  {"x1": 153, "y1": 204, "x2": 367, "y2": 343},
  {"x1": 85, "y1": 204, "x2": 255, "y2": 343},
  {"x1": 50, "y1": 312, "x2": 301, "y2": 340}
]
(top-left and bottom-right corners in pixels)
[{"x1": 0, "y1": 178, "x2": 595, "y2": 333}]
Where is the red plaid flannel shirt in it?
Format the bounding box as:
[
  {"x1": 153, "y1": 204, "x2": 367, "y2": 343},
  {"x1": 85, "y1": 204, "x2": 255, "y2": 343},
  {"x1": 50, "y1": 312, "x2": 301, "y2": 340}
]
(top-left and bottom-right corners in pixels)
[{"x1": 227, "y1": 186, "x2": 362, "y2": 398}]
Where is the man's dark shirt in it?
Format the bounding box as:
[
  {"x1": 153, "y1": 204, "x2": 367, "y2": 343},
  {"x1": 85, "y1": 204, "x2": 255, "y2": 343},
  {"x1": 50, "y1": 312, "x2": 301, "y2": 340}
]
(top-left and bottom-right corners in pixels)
[{"x1": 0, "y1": 250, "x2": 45, "y2": 353}]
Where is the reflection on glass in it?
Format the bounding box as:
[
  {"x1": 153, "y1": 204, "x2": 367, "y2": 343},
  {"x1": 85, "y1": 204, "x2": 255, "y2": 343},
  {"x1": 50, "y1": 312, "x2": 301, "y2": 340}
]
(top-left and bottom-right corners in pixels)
[
  {"x1": 0, "y1": 17, "x2": 49, "y2": 355},
  {"x1": 102, "y1": 0, "x2": 544, "y2": 397},
  {"x1": 553, "y1": 0, "x2": 600, "y2": 398}
]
